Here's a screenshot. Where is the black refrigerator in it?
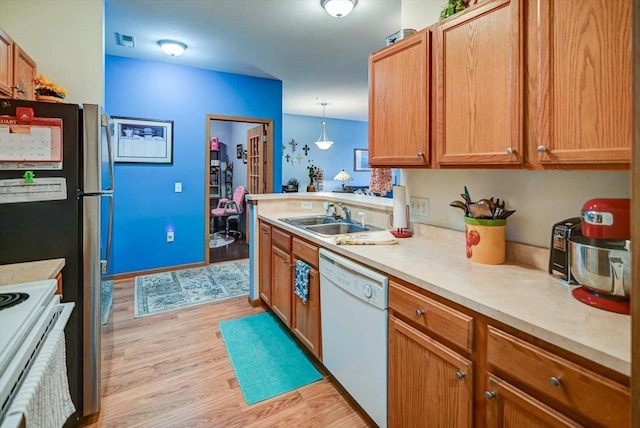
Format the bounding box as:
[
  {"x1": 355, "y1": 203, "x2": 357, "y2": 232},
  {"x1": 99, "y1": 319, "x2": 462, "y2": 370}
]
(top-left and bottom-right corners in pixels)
[{"x1": 0, "y1": 99, "x2": 114, "y2": 422}]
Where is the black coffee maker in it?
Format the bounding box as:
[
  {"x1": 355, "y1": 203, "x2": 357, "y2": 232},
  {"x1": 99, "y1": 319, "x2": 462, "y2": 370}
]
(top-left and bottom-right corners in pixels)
[{"x1": 548, "y1": 217, "x2": 582, "y2": 283}]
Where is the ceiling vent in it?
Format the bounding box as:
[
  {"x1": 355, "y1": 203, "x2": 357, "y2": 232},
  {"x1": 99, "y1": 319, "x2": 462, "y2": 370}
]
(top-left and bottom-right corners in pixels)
[{"x1": 115, "y1": 33, "x2": 135, "y2": 48}]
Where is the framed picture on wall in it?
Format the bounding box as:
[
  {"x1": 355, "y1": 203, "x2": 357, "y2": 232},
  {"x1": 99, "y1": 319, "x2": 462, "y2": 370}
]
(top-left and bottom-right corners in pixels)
[
  {"x1": 112, "y1": 116, "x2": 174, "y2": 164},
  {"x1": 354, "y1": 148, "x2": 370, "y2": 171},
  {"x1": 236, "y1": 144, "x2": 243, "y2": 159},
  {"x1": 243, "y1": 149, "x2": 248, "y2": 164}
]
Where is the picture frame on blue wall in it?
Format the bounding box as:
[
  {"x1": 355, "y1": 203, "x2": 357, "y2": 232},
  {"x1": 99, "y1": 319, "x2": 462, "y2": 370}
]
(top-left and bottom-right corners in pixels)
[
  {"x1": 236, "y1": 144, "x2": 243, "y2": 159},
  {"x1": 354, "y1": 148, "x2": 370, "y2": 171},
  {"x1": 112, "y1": 116, "x2": 174, "y2": 164}
]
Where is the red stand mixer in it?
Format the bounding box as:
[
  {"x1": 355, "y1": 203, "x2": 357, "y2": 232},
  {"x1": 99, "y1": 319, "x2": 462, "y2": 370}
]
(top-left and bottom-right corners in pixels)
[{"x1": 568, "y1": 198, "x2": 631, "y2": 314}]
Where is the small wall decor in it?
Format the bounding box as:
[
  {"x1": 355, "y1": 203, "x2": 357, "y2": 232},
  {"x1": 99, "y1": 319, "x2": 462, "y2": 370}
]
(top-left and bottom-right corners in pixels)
[
  {"x1": 243, "y1": 149, "x2": 248, "y2": 164},
  {"x1": 113, "y1": 116, "x2": 174, "y2": 164},
  {"x1": 354, "y1": 148, "x2": 370, "y2": 171},
  {"x1": 236, "y1": 143, "x2": 243, "y2": 159},
  {"x1": 210, "y1": 137, "x2": 219, "y2": 150}
]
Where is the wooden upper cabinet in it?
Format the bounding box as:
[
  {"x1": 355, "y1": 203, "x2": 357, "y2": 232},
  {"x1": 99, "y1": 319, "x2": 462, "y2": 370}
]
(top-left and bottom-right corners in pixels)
[
  {"x1": 369, "y1": 29, "x2": 430, "y2": 167},
  {"x1": 12, "y1": 44, "x2": 36, "y2": 100},
  {"x1": 435, "y1": 0, "x2": 524, "y2": 166},
  {"x1": 534, "y1": 0, "x2": 631, "y2": 165},
  {"x1": 0, "y1": 28, "x2": 13, "y2": 97}
]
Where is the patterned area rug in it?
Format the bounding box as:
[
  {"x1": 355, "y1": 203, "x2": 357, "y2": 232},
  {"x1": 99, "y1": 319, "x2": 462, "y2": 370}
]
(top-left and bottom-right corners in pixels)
[{"x1": 134, "y1": 259, "x2": 249, "y2": 318}]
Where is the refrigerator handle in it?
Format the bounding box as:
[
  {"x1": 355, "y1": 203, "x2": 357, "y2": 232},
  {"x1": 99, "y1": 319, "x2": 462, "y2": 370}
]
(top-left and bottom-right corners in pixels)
[
  {"x1": 101, "y1": 113, "x2": 115, "y2": 193},
  {"x1": 102, "y1": 194, "x2": 114, "y2": 274}
]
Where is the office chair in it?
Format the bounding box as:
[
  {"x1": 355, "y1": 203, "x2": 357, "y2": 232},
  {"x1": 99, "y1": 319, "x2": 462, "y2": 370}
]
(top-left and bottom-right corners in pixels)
[{"x1": 211, "y1": 185, "x2": 247, "y2": 242}]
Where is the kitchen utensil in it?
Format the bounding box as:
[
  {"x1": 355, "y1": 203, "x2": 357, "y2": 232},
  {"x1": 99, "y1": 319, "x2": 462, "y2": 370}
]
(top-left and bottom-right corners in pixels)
[
  {"x1": 499, "y1": 209, "x2": 516, "y2": 219},
  {"x1": 580, "y1": 198, "x2": 630, "y2": 240},
  {"x1": 449, "y1": 200, "x2": 467, "y2": 214},
  {"x1": 468, "y1": 203, "x2": 493, "y2": 219},
  {"x1": 476, "y1": 199, "x2": 495, "y2": 217}
]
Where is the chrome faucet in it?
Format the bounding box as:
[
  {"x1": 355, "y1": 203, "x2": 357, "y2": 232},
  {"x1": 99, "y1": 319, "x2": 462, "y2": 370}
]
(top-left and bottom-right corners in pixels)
[{"x1": 337, "y1": 203, "x2": 351, "y2": 221}]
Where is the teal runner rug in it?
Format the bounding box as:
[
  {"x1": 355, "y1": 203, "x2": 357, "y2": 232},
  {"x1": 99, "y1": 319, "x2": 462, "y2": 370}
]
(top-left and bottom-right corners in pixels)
[{"x1": 219, "y1": 312, "x2": 323, "y2": 405}]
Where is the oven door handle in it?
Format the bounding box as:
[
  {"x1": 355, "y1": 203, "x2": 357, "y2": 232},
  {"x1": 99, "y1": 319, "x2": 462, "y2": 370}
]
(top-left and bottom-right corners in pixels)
[{"x1": 54, "y1": 302, "x2": 75, "y2": 332}]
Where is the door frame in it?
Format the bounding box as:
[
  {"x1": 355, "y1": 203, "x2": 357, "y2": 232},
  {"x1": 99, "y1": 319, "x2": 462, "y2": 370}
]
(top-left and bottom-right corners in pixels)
[{"x1": 204, "y1": 114, "x2": 274, "y2": 263}]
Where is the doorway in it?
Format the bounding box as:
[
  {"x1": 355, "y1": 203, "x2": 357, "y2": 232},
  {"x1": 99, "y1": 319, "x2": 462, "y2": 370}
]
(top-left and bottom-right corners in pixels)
[{"x1": 205, "y1": 114, "x2": 273, "y2": 264}]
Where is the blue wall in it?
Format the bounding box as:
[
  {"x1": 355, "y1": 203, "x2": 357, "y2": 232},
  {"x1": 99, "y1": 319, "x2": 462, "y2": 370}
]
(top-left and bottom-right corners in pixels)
[
  {"x1": 282, "y1": 114, "x2": 369, "y2": 191},
  {"x1": 105, "y1": 55, "x2": 282, "y2": 274}
]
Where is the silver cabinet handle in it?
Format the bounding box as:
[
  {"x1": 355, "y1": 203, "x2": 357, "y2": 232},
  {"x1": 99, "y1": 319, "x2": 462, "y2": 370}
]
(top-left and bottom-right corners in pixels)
[
  {"x1": 415, "y1": 309, "x2": 425, "y2": 316},
  {"x1": 455, "y1": 371, "x2": 465, "y2": 380},
  {"x1": 11, "y1": 85, "x2": 25, "y2": 94},
  {"x1": 549, "y1": 376, "x2": 562, "y2": 388},
  {"x1": 537, "y1": 145, "x2": 547, "y2": 153},
  {"x1": 485, "y1": 391, "x2": 496, "y2": 400},
  {"x1": 417, "y1": 152, "x2": 423, "y2": 157},
  {"x1": 506, "y1": 147, "x2": 514, "y2": 154}
]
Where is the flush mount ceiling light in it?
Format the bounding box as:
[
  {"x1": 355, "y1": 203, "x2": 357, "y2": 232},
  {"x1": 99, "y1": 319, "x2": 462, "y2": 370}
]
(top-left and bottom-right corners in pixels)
[
  {"x1": 321, "y1": 0, "x2": 357, "y2": 18},
  {"x1": 157, "y1": 40, "x2": 187, "y2": 56},
  {"x1": 315, "y1": 102, "x2": 334, "y2": 150}
]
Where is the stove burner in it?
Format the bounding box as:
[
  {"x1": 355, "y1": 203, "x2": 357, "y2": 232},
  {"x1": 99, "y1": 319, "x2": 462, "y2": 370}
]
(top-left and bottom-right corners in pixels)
[{"x1": 0, "y1": 292, "x2": 30, "y2": 310}]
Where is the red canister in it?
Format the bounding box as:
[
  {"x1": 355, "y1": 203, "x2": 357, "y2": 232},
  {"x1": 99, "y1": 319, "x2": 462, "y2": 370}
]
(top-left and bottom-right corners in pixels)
[{"x1": 581, "y1": 198, "x2": 630, "y2": 240}]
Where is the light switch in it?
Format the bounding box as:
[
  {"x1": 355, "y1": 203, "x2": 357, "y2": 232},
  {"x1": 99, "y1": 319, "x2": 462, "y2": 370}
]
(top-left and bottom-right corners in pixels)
[{"x1": 174, "y1": 182, "x2": 182, "y2": 193}]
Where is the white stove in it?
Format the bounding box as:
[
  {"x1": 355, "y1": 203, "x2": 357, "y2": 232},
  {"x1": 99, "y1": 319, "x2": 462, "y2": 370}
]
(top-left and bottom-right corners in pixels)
[{"x1": 0, "y1": 280, "x2": 75, "y2": 426}]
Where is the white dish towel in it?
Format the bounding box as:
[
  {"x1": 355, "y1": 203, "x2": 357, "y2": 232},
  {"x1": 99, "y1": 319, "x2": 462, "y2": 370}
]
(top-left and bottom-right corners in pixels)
[{"x1": 6, "y1": 328, "x2": 76, "y2": 427}]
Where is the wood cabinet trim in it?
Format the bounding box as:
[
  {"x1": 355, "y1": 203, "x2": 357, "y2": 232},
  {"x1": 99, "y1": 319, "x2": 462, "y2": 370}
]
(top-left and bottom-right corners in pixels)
[
  {"x1": 12, "y1": 44, "x2": 36, "y2": 100},
  {"x1": 292, "y1": 237, "x2": 319, "y2": 268},
  {"x1": 0, "y1": 28, "x2": 14, "y2": 96},
  {"x1": 271, "y1": 227, "x2": 291, "y2": 252}
]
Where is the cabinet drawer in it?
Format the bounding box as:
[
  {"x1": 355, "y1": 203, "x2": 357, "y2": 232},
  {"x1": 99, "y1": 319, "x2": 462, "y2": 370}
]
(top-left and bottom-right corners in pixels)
[
  {"x1": 389, "y1": 281, "x2": 473, "y2": 353},
  {"x1": 292, "y1": 237, "x2": 318, "y2": 268},
  {"x1": 487, "y1": 327, "x2": 629, "y2": 427},
  {"x1": 271, "y1": 227, "x2": 291, "y2": 252}
]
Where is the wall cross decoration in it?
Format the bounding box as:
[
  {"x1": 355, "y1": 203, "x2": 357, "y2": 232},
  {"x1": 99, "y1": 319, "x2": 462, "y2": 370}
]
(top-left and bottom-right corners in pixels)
[
  {"x1": 289, "y1": 138, "x2": 298, "y2": 152},
  {"x1": 296, "y1": 154, "x2": 303, "y2": 163},
  {"x1": 302, "y1": 144, "x2": 310, "y2": 155},
  {"x1": 285, "y1": 154, "x2": 291, "y2": 163}
]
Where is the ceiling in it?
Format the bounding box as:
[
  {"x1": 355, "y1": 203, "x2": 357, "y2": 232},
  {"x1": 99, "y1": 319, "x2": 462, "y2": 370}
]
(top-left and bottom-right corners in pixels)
[{"x1": 104, "y1": 0, "x2": 402, "y2": 122}]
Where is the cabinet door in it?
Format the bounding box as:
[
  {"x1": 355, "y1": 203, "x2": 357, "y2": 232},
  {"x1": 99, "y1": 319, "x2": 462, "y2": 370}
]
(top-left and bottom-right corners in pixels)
[
  {"x1": 534, "y1": 0, "x2": 631, "y2": 164},
  {"x1": 388, "y1": 316, "x2": 473, "y2": 427},
  {"x1": 258, "y1": 222, "x2": 271, "y2": 305},
  {"x1": 436, "y1": 0, "x2": 524, "y2": 165},
  {"x1": 12, "y1": 44, "x2": 35, "y2": 100},
  {"x1": 485, "y1": 374, "x2": 581, "y2": 428},
  {"x1": 291, "y1": 264, "x2": 321, "y2": 360},
  {"x1": 369, "y1": 30, "x2": 430, "y2": 167},
  {"x1": 0, "y1": 28, "x2": 12, "y2": 97},
  {"x1": 271, "y1": 245, "x2": 292, "y2": 327}
]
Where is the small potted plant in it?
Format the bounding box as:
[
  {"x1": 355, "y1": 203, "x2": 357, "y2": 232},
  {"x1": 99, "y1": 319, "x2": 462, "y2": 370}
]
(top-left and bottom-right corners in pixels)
[
  {"x1": 33, "y1": 75, "x2": 68, "y2": 102},
  {"x1": 307, "y1": 161, "x2": 324, "y2": 192},
  {"x1": 285, "y1": 177, "x2": 299, "y2": 192}
]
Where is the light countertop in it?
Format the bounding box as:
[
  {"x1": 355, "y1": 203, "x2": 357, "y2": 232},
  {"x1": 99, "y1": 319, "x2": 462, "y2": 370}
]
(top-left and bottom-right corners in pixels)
[
  {"x1": 0, "y1": 258, "x2": 65, "y2": 286},
  {"x1": 257, "y1": 209, "x2": 630, "y2": 377}
]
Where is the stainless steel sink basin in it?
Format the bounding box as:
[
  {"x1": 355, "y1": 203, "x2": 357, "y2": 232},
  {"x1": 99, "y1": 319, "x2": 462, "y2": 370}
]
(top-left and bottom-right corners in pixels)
[
  {"x1": 279, "y1": 214, "x2": 383, "y2": 236},
  {"x1": 305, "y1": 222, "x2": 368, "y2": 235}
]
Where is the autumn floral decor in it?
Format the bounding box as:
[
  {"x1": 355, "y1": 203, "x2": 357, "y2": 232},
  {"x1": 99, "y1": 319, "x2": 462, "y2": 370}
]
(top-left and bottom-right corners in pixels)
[
  {"x1": 439, "y1": 0, "x2": 470, "y2": 20},
  {"x1": 33, "y1": 75, "x2": 68, "y2": 99}
]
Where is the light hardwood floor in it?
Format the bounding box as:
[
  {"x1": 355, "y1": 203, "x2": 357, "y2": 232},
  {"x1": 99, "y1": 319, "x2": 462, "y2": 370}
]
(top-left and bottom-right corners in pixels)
[{"x1": 80, "y1": 278, "x2": 373, "y2": 428}]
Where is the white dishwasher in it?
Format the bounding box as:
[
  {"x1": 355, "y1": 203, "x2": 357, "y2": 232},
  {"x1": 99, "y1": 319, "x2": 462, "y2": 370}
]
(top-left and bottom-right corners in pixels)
[{"x1": 319, "y1": 249, "x2": 388, "y2": 428}]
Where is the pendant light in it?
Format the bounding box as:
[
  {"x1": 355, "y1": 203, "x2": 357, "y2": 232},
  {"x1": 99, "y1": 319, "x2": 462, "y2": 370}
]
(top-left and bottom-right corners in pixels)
[
  {"x1": 321, "y1": 0, "x2": 357, "y2": 18},
  {"x1": 315, "y1": 102, "x2": 334, "y2": 150}
]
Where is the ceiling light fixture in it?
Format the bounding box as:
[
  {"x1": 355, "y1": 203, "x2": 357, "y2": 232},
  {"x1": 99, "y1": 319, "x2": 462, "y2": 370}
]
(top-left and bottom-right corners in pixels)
[
  {"x1": 315, "y1": 102, "x2": 334, "y2": 150},
  {"x1": 321, "y1": 0, "x2": 357, "y2": 18},
  {"x1": 157, "y1": 40, "x2": 187, "y2": 56}
]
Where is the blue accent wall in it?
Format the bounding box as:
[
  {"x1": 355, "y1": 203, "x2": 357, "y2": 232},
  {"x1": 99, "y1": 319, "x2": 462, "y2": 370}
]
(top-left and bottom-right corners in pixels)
[
  {"x1": 105, "y1": 55, "x2": 282, "y2": 274},
  {"x1": 282, "y1": 114, "x2": 369, "y2": 191}
]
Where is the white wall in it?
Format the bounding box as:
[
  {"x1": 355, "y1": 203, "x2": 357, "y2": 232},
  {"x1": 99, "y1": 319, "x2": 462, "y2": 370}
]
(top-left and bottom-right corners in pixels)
[
  {"x1": 0, "y1": 0, "x2": 104, "y2": 105},
  {"x1": 400, "y1": 0, "x2": 631, "y2": 248}
]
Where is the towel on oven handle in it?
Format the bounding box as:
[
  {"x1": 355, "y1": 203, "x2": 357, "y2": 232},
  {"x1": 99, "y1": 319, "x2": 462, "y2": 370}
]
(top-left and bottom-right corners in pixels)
[{"x1": 5, "y1": 305, "x2": 75, "y2": 428}]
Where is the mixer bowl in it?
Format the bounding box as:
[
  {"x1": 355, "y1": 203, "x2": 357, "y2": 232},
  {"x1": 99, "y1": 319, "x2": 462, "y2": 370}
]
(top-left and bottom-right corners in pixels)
[{"x1": 569, "y1": 236, "x2": 631, "y2": 298}]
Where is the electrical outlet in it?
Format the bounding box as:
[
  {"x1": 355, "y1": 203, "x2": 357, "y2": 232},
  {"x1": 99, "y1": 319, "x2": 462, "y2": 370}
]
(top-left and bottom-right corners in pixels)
[
  {"x1": 301, "y1": 201, "x2": 313, "y2": 210},
  {"x1": 409, "y1": 197, "x2": 430, "y2": 223},
  {"x1": 174, "y1": 182, "x2": 182, "y2": 193},
  {"x1": 167, "y1": 231, "x2": 174, "y2": 242}
]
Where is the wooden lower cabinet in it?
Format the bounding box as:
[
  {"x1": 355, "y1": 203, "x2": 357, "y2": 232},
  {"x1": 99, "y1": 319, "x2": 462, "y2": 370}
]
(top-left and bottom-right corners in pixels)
[
  {"x1": 388, "y1": 315, "x2": 473, "y2": 427},
  {"x1": 258, "y1": 221, "x2": 271, "y2": 305},
  {"x1": 270, "y1": 245, "x2": 292, "y2": 327},
  {"x1": 485, "y1": 374, "x2": 581, "y2": 427},
  {"x1": 291, "y1": 262, "x2": 321, "y2": 359}
]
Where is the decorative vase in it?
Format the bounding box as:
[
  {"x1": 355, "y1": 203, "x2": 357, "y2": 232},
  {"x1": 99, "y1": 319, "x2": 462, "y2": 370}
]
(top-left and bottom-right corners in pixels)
[
  {"x1": 36, "y1": 95, "x2": 64, "y2": 103},
  {"x1": 307, "y1": 184, "x2": 316, "y2": 192}
]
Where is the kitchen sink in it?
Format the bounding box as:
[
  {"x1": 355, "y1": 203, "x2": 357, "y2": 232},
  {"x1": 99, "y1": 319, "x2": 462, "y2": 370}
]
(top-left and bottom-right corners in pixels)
[{"x1": 279, "y1": 215, "x2": 383, "y2": 237}]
